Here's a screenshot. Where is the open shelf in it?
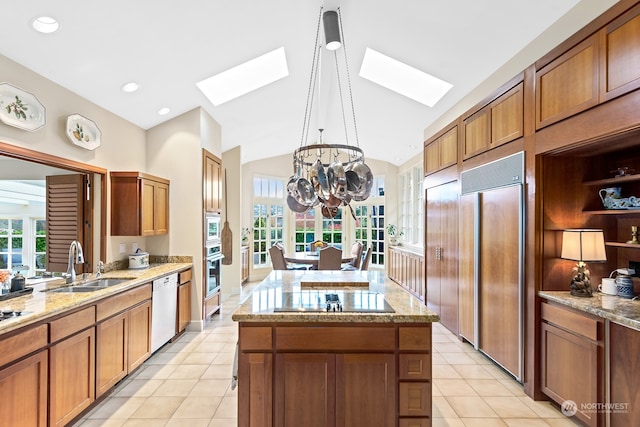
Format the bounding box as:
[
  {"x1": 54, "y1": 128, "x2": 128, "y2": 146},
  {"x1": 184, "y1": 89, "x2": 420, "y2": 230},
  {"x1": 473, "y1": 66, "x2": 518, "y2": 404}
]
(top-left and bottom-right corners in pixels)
[
  {"x1": 605, "y1": 241, "x2": 640, "y2": 249},
  {"x1": 584, "y1": 209, "x2": 640, "y2": 215},
  {"x1": 583, "y1": 174, "x2": 640, "y2": 186}
]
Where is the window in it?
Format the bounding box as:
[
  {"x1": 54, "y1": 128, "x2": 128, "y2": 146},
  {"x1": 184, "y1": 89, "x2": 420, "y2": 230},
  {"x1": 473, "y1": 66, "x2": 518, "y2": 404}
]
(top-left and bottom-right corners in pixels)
[
  {"x1": 253, "y1": 176, "x2": 285, "y2": 268},
  {"x1": 400, "y1": 165, "x2": 424, "y2": 245},
  {"x1": 294, "y1": 210, "x2": 316, "y2": 252},
  {"x1": 322, "y1": 209, "x2": 343, "y2": 249},
  {"x1": 34, "y1": 219, "x2": 46, "y2": 272},
  {"x1": 351, "y1": 175, "x2": 386, "y2": 268},
  {"x1": 0, "y1": 218, "x2": 24, "y2": 270}
]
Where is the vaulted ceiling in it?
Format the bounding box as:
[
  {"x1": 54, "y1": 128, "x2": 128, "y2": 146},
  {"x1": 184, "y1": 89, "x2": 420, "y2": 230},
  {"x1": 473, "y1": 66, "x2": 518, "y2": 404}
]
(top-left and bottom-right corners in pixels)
[{"x1": 0, "y1": 0, "x2": 617, "y2": 165}]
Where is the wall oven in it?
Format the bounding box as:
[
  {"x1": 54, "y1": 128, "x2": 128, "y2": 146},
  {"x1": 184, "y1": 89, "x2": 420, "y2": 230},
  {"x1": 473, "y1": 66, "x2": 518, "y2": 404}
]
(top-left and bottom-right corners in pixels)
[{"x1": 204, "y1": 238, "x2": 224, "y2": 318}]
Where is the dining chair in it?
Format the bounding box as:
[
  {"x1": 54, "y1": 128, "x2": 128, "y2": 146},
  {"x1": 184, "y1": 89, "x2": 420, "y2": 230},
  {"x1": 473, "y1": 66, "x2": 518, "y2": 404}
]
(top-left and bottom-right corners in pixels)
[
  {"x1": 360, "y1": 245, "x2": 373, "y2": 271},
  {"x1": 317, "y1": 246, "x2": 343, "y2": 270},
  {"x1": 269, "y1": 244, "x2": 308, "y2": 271},
  {"x1": 341, "y1": 241, "x2": 363, "y2": 271}
]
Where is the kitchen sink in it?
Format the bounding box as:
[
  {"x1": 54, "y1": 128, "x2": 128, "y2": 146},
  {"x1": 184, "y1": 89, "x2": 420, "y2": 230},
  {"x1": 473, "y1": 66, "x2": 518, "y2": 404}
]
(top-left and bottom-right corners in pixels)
[
  {"x1": 47, "y1": 278, "x2": 131, "y2": 293},
  {"x1": 51, "y1": 286, "x2": 106, "y2": 293}
]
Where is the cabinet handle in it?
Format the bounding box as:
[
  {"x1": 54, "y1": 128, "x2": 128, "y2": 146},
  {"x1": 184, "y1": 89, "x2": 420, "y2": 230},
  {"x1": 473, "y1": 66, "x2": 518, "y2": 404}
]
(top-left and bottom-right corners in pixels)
[{"x1": 435, "y1": 246, "x2": 442, "y2": 261}]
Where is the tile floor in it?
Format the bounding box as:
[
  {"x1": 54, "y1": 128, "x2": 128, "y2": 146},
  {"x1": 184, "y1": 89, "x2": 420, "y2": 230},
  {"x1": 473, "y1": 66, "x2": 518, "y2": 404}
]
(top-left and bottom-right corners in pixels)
[{"x1": 73, "y1": 282, "x2": 581, "y2": 426}]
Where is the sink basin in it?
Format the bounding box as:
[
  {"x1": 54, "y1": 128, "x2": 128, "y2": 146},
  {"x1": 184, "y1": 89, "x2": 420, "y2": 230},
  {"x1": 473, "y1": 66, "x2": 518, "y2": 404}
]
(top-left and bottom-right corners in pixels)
[
  {"x1": 51, "y1": 286, "x2": 106, "y2": 293},
  {"x1": 79, "y1": 278, "x2": 130, "y2": 287}
]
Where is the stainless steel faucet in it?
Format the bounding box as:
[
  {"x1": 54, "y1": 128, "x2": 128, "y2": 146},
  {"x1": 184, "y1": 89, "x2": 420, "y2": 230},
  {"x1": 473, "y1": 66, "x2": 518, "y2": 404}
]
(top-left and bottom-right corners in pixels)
[
  {"x1": 96, "y1": 260, "x2": 104, "y2": 278},
  {"x1": 67, "y1": 240, "x2": 85, "y2": 283}
]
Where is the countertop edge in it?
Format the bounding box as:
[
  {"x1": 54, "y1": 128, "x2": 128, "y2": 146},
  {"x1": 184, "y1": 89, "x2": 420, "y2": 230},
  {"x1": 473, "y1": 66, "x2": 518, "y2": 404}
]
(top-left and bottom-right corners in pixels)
[
  {"x1": 539, "y1": 291, "x2": 640, "y2": 332},
  {"x1": 231, "y1": 313, "x2": 440, "y2": 323}
]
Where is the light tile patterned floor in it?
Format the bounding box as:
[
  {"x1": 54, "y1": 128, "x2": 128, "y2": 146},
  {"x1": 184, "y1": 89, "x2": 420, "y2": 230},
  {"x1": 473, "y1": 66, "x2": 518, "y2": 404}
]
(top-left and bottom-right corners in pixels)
[{"x1": 74, "y1": 282, "x2": 581, "y2": 426}]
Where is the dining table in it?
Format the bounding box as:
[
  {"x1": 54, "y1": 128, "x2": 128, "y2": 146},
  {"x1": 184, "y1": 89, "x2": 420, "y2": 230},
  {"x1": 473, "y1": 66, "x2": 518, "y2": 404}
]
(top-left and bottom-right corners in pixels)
[{"x1": 284, "y1": 252, "x2": 354, "y2": 269}]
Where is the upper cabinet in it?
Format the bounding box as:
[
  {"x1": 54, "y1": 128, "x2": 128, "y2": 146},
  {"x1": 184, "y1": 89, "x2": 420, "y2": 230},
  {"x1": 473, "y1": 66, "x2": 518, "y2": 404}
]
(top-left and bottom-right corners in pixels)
[
  {"x1": 110, "y1": 172, "x2": 170, "y2": 236},
  {"x1": 424, "y1": 125, "x2": 458, "y2": 176},
  {"x1": 203, "y1": 149, "x2": 222, "y2": 214},
  {"x1": 463, "y1": 82, "x2": 524, "y2": 160}
]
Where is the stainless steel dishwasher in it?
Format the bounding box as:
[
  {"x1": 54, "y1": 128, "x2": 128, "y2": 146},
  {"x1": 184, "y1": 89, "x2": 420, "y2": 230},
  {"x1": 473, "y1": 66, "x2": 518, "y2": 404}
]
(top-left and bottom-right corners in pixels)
[{"x1": 151, "y1": 273, "x2": 178, "y2": 353}]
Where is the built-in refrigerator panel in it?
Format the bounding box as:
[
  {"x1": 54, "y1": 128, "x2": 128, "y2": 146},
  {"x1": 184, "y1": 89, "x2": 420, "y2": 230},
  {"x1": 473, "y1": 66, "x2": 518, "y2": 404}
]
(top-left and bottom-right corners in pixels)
[{"x1": 460, "y1": 151, "x2": 524, "y2": 381}]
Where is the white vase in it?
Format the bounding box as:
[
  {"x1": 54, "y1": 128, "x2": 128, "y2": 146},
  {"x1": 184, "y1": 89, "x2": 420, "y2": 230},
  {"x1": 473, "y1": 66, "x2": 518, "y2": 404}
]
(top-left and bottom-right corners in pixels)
[{"x1": 389, "y1": 236, "x2": 399, "y2": 245}]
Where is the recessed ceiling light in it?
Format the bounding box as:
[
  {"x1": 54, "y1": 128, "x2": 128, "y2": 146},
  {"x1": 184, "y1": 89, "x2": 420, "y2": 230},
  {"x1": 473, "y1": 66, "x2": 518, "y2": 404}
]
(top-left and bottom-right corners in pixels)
[
  {"x1": 157, "y1": 107, "x2": 170, "y2": 116},
  {"x1": 197, "y1": 47, "x2": 288, "y2": 106},
  {"x1": 359, "y1": 48, "x2": 453, "y2": 108},
  {"x1": 121, "y1": 82, "x2": 140, "y2": 93},
  {"x1": 32, "y1": 16, "x2": 59, "y2": 34}
]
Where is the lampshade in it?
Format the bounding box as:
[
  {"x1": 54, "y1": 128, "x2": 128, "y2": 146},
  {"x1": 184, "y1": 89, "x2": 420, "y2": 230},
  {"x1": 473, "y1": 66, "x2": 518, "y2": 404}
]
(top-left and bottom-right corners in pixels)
[
  {"x1": 561, "y1": 229, "x2": 607, "y2": 262},
  {"x1": 323, "y1": 10, "x2": 341, "y2": 50}
]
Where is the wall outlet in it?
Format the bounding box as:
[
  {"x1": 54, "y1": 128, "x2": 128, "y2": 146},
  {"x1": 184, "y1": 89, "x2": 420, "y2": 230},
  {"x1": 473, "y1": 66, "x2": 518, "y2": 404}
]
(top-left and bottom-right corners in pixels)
[
  {"x1": 628, "y1": 261, "x2": 640, "y2": 277},
  {"x1": 119, "y1": 243, "x2": 126, "y2": 254}
]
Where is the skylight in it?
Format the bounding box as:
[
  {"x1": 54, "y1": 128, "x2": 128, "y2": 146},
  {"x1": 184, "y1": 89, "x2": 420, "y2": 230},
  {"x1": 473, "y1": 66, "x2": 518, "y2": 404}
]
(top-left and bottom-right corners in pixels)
[
  {"x1": 359, "y1": 48, "x2": 452, "y2": 107},
  {"x1": 197, "y1": 47, "x2": 289, "y2": 106}
]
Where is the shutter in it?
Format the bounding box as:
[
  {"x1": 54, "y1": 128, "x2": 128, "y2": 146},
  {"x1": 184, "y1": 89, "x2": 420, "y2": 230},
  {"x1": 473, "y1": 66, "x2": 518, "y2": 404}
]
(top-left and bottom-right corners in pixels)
[{"x1": 46, "y1": 174, "x2": 86, "y2": 273}]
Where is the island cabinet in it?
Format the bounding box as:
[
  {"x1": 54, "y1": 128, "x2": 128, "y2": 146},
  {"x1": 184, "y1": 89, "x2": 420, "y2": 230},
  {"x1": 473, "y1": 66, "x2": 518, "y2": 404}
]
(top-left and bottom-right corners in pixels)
[
  {"x1": 96, "y1": 284, "x2": 152, "y2": 397},
  {"x1": 177, "y1": 269, "x2": 192, "y2": 333},
  {"x1": 49, "y1": 306, "x2": 96, "y2": 427},
  {"x1": 462, "y1": 81, "x2": 523, "y2": 160},
  {"x1": 424, "y1": 125, "x2": 458, "y2": 176},
  {"x1": 238, "y1": 323, "x2": 432, "y2": 427},
  {"x1": 388, "y1": 246, "x2": 425, "y2": 302},
  {"x1": 540, "y1": 301, "x2": 604, "y2": 427},
  {"x1": 0, "y1": 325, "x2": 48, "y2": 427},
  {"x1": 110, "y1": 171, "x2": 170, "y2": 236}
]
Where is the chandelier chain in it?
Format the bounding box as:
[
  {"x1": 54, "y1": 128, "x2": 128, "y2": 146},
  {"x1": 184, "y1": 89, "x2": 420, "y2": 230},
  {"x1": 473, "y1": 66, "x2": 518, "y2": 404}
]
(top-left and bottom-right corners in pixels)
[
  {"x1": 299, "y1": 7, "x2": 324, "y2": 150},
  {"x1": 337, "y1": 7, "x2": 360, "y2": 150},
  {"x1": 334, "y1": 49, "x2": 350, "y2": 148}
]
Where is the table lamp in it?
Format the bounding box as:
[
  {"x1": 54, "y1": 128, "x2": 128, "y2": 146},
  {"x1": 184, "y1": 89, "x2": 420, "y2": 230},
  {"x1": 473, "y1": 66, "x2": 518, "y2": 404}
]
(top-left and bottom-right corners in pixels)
[{"x1": 561, "y1": 229, "x2": 607, "y2": 297}]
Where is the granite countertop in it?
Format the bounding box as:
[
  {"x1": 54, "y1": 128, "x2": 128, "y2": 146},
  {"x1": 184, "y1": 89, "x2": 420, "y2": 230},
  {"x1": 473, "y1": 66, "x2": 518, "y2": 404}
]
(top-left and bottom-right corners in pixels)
[
  {"x1": 232, "y1": 270, "x2": 439, "y2": 323},
  {"x1": 539, "y1": 291, "x2": 640, "y2": 331},
  {"x1": 0, "y1": 263, "x2": 192, "y2": 335}
]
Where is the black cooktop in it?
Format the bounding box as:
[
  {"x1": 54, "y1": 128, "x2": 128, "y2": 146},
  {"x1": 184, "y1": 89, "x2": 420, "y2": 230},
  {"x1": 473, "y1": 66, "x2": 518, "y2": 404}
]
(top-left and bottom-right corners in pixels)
[{"x1": 273, "y1": 290, "x2": 395, "y2": 313}]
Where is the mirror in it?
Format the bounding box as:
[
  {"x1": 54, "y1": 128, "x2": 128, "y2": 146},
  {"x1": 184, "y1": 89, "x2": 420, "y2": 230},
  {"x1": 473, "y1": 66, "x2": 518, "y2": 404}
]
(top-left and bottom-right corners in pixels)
[{"x1": 0, "y1": 141, "x2": 106, "y2": 277}]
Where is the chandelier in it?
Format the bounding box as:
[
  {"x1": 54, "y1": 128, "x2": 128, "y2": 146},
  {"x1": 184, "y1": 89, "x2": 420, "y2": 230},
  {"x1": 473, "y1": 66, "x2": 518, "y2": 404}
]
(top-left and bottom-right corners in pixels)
[{"x1": 286, "y1": 7, "x2": 373, "y2": 218}]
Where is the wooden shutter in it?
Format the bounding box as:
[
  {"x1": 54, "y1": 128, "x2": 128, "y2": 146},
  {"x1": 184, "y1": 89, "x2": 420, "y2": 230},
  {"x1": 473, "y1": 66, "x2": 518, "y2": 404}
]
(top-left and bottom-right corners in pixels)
[{"x1": 46, "y1": 174, "x2": 88, "y2": 273}]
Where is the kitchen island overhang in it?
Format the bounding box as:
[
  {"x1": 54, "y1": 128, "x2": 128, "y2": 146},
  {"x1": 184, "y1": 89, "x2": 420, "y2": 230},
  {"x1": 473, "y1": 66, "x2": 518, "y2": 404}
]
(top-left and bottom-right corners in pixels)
[{"x1": 232, "y1": 270, "x2": 438, "y2": 427}]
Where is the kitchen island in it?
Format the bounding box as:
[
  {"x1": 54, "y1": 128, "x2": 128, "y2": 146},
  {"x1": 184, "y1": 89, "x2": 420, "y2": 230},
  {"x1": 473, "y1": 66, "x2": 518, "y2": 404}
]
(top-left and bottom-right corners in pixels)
[{"x1": 232, "y1": 270, "x2": 439, "y2": 427}]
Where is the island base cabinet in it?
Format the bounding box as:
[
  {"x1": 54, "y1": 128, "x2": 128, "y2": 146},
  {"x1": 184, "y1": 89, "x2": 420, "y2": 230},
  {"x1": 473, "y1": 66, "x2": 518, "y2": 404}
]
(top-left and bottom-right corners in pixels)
[
  {"x1": 0, "y1": 350, "x2": 48, "y2": 427},
  {"x1": 238, "y1": 352, "x2": 273, "y2": 427},
  {"x1": 609, "y1": 322, "x2": 640, "y2": 427}
]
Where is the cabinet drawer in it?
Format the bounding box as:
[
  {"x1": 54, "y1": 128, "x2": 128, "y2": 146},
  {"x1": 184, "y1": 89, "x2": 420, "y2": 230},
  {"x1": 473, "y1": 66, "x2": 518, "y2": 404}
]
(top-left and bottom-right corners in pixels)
[
  {"x1": 541, "y1": 302, "x2": 600, "y2": 341},
  {"x1": 179, "y1": 269, "x2": 192, "y2": 284},
  {"x1": 240, "y1": 326, "x2": 272, "y2": 351},
  {"x1": 97, "y1": 284, "x2": 151, "y2": 321},
  {"x1": 399, "y1": 353, "x2": 431, "y2": 380},
  {"x1": 276, "y1": 326, "x2": 395, "y2": 351},
  {"x1": 50, "y1": 306, "x2": 95, "y2": 343},
  {"x1": 399, "y1": 326, "x2": 431, "y2": 350},
  {"x1": 399, "y1": 381, "x2": 431, "y2": 416},
  {"x1": 399, "y1": 419, "x2": 431, "y2": 427},
  {"x1": 0, "y1": 324, "x2": 48, "y2": 368}
]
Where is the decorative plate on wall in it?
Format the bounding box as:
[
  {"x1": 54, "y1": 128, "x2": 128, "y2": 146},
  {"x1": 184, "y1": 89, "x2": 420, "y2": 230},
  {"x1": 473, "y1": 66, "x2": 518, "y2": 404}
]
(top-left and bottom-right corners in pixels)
[
  {"x1": 66, "y1": 114, "x2": 101, "y2": 150},
  {"x1": 0, "y1": 82, "x2": 46, "y2": 131}
]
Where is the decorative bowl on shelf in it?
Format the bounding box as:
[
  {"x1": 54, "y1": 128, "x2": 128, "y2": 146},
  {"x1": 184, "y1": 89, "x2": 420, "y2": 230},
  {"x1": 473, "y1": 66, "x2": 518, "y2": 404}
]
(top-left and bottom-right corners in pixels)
[{"x1": 611, "y1": 167, "x2": 636, "y2": 177}]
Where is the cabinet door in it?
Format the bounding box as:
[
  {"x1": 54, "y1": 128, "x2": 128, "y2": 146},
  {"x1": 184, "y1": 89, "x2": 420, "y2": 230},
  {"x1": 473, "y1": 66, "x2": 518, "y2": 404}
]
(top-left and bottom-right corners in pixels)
[
  {"x1": 458, "y1": 193, "x2": 476, "y2": 344},
  {"x1": 96, "y1": 311, "x2": 128, "y2": 397},
  {"x1": 238, "y1": 352, "x2": 273, "y2": 427},
  {"x1": 600, "y1": 6, "x2": 640, "y2": 101},
  {"x1": 439, "y1": 126, "x2": 458, "y2": 169},
  {"x1": 425, "y1": 185, "x2": 442, "y2": 316},
  {"x1": 535, "y1": 33, "x2": 599, "y2": 129},
  {"x1": 154, "y1": 181, "x2": 169, "y2": 234},
  {"x1": 49, "y1": 327, "x2": 95, "y2": 427},
  {"x1": 440, "y1": 182, "x2": 459, "y2": 334},
  {"x1": 463, "y1": 108, "x2": 490, "y2": 159},
  {"x1": 541, "y1": 322, "x2": 601, "y2": 427},
  {"x1": 490, "y1": 83, "x2": 523, "y2": 148},
  {"x1": 177, "y1": 282, "x2": 192, "y2": 332},
  {"x1": 609, "y1": 322, "x2": 640, "y2": 427},
  {"x1": 275, "y1": 353, "x2": 335, "y2": 427},
  {"x1": 335, "y1": 354, "x2": 395, "y2": 427},
  {"x1": 424, "y1": 140, "x2": 440, "y2": 175},
  {"x1": 204, "y1": 151, "x2": 222, "y2": 213},
  {"x1": 141, "y1": 179, "x2": 156, "y2": 236},
  {"x1": 129, "y1": 300, "x2": 152, "y2": 372},
  {"x1": 0, "y1": 350, "x2": 48, "y2": 427}
]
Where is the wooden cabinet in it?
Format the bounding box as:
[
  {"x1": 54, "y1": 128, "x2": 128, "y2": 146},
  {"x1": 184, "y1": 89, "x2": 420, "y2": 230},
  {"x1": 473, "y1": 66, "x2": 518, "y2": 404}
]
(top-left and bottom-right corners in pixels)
[
  {"x1": 388, "y1": 246, "x2": 425, "y2": 301},
  {"x1": 425, "y1": 181, "x2": 459, "y2": 334},
  {"x1": 177, "y1": 269, "x2": 192, "y2": 333},
  {"x1": 0, "y1": 325, "x2": 48, "y2": 427},
  {"x1": 424, "y1": 125, "x2": 457, "y2": 175},
  {"x1": 203, "y1": 149, "x2": 222, "y2": 214},
  {"x1": 541, "y1": 302, "x2": 603, "y2": 427},
  {"x1": 96, "y1": 285, "x2": 152, "y2": 397},
  {"x1": 238, "y1": 323, "x2": 430, "y2": 427},
  {"x1": 463, "y1": 82, "x2": 523, "y2": 159},
  {"x1": 609, "y1": 322, "x2": 640, "y2": 427},
  {"x1": 536, "y1": 34, "x2": 600, "y2": 130},
  {"x1": 110, "y1": 171, "x2": 170, "y2": 236},
  {"x1": 49, "y1": 311, "x2": 96, "y2": 427},
  {"x1": 241, "y1": 246, "x2": 250, "y2": 283},
  {"x1": 600, "y1": 5, "x2": 640, "y2": 101}
]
